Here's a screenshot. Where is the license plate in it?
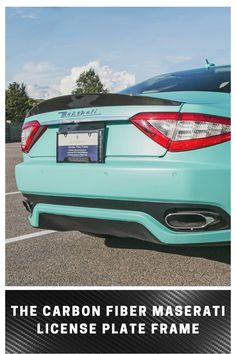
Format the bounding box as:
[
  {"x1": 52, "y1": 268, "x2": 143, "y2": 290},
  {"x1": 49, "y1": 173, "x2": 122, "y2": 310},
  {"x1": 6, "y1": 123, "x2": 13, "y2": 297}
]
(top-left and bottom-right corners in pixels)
[{"x1": 57, "y1": 129, "x2": 104, "y2": 163}]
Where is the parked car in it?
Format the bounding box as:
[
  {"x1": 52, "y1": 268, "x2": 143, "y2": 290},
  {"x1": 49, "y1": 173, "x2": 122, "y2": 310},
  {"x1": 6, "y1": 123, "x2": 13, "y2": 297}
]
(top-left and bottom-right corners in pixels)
[{"x1": 15, "y1": 65, "x2": 230, "y2": 245}]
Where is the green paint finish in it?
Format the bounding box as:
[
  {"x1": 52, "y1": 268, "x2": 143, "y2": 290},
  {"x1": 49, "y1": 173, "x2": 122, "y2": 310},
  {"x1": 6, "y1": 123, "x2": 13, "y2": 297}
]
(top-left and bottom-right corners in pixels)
[{"x1": 16, "y1": 142, "x2": 230, "y2": 213}]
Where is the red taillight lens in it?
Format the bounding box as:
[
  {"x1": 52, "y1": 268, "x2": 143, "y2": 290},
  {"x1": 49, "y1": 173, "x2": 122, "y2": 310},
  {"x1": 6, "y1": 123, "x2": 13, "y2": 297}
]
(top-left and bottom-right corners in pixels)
[
  {"x1": 130, "y1": 112, "x2": 230, "y2": 152},
  {"x1": 21, "y1": 120, "x2": 47, "y2": 153}
]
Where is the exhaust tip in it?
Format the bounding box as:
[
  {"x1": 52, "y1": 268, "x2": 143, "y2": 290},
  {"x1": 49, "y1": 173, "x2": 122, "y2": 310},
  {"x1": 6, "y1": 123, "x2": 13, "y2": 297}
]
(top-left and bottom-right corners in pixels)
[
  {"x1": 165, "y1": 211, "x2": 217, "y2": 231},
  {"x1": 22, "y1": 199, "x2": 33, "y2": 214}
]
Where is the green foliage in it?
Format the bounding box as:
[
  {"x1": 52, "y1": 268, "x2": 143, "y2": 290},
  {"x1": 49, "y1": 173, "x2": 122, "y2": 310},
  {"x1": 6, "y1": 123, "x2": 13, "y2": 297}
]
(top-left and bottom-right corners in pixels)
[
  {"x1": 5, "y1": 82, "x2": 39, "y2": 122},
  {"x1": 72, "y1": 68, "x2": 108, "y2": 95}
]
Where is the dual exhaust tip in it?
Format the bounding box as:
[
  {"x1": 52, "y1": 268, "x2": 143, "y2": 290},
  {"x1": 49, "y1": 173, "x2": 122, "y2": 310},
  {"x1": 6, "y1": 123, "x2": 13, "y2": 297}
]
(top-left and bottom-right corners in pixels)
[{"x1": 165, "y1": 211, "x2": 221, "y2": 231}]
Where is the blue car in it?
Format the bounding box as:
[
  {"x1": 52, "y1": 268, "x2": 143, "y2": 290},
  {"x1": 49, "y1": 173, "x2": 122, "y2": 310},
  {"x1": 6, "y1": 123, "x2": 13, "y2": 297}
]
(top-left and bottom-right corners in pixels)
[{"x1": 15, "y1": 64, "x2": 230, "y2": 245}]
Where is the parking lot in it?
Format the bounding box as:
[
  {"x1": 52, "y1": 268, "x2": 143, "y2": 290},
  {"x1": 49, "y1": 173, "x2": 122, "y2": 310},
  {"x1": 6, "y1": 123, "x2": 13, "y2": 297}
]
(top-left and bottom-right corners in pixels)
[{"x1": 6, "y1": 142, "x2": 230, "y2": 286}]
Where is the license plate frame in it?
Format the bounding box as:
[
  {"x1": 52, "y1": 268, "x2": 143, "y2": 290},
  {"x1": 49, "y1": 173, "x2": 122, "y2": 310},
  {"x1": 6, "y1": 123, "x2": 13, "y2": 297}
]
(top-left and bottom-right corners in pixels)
[{"x1": 57, "y1": 127, "x2": 105, "y2": 163}]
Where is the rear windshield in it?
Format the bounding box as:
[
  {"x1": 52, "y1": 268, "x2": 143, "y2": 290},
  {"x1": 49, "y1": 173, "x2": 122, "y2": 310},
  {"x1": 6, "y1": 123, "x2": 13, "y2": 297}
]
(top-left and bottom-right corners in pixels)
[{"x1": 121, "y1": 66, "x2": 231, "y2": 94}]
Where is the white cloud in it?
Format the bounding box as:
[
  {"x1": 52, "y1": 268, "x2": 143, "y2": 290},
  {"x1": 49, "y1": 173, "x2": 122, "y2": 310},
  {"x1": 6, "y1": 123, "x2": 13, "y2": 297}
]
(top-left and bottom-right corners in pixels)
[
  {"x1": 26, "y1": 84, "x2": 61, "y2": 100},
  {"x1": 13, "y1": 61, "x2": 135, "y2": 99},
  {"x1": 14, "y1": 62, "x2": 61, "y2": 87},
  {"x1": 58, "y1": 61, "x2": 135, "y2": 95},
  {"x1": 12, "y1": 62, "x2": 66, "y2": 99}
]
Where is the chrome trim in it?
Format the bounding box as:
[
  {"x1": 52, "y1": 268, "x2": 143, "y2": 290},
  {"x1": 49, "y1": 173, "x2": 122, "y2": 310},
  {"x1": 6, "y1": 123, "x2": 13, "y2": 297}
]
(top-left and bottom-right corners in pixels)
[
  {"x1": 165, "y1": 211, "x2": 216, "y2": 230},
  {"x1": 41, "y1": 115, "x2": 129, "y2": 126}
]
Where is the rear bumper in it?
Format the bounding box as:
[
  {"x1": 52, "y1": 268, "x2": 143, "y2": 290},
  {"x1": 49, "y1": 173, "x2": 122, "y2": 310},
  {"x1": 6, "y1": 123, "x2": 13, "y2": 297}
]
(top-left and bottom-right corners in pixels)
[
  {"x1": 15, "y1": 147, "x2": 230, "y2": 211},
  {"x1": 23, "y1": 195, "x2": 230, "y2": 245},
  {"x1": 16, "y1": 145, "x2": 230, "y2": 245}
]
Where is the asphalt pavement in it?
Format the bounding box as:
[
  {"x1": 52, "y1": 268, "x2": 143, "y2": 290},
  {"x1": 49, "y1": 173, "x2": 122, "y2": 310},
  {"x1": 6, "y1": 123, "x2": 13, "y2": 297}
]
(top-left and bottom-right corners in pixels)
[{"x1": 5, "y1": 143, "x2": 230, "y2": 286}]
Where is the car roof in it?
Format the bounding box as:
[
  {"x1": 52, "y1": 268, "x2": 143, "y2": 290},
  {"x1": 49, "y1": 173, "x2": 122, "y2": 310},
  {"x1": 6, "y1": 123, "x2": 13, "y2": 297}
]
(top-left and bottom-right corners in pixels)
[{"x1": 165, "y1": 64, "x2": 230, "y2": 77}]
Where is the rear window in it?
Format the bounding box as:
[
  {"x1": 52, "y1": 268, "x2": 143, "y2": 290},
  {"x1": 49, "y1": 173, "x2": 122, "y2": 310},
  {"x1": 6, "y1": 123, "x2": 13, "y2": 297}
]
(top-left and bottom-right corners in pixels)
[{"x1": 121, "y1": 66, "x2": 231, "y2": 94}]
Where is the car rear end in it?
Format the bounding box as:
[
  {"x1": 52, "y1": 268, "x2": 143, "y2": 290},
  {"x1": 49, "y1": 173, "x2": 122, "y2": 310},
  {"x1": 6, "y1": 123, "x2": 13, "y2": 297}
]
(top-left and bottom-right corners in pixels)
[{"x1": 15, "y1": 66, "x2": 230, "y2": 245}]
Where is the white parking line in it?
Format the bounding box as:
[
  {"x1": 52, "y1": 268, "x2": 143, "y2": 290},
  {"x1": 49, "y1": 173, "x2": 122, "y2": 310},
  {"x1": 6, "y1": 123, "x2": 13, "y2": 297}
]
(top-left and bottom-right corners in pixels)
[
  {"x1": 6, "y1": 191, "x2": 21, "y2": 196},
  {"x1": 6, "y1": 230, "x2": 56, "y2": 244}
]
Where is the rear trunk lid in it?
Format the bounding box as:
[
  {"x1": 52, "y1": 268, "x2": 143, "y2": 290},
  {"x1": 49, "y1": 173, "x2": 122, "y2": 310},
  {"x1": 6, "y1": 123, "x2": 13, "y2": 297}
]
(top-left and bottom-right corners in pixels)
[{"x1": 25, "y1": 94, "x2": 182, "y2": 158}]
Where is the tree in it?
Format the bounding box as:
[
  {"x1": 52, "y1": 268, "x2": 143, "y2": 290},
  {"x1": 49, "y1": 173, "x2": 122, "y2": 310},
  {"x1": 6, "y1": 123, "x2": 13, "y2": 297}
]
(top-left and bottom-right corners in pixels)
[
  {"x1": 5, "y1": 82, "x2": 38, "y2": 122},
  {"x1": 72, "y1": 68, "x2": 108, "y2": 95}
]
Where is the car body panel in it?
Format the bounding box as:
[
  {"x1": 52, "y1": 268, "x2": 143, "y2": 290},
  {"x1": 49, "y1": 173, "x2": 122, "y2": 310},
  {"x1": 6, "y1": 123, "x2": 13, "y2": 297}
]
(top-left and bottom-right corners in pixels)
[
  {"x1": 142, "y1": 92, "x2": 230, "y2": 117},
  {"x1": 16, "y1": 142, "x2": 229, "y2": 206},
  {"x1": 141, "y1": 91, "x2": 230, "y2": 104}
]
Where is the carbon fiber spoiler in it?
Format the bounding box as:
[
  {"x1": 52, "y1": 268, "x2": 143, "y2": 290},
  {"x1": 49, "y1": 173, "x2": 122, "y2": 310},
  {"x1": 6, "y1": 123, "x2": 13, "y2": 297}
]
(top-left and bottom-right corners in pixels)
[{"x1": 27, "y1": 93, "x2": 181, "y2": 117}]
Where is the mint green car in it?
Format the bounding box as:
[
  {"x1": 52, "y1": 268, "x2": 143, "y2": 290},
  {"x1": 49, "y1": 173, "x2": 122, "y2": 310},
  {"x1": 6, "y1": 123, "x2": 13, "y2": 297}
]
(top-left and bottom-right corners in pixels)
[{"x1": 15, "y1": 65, "x2": 230, "y2": 245}]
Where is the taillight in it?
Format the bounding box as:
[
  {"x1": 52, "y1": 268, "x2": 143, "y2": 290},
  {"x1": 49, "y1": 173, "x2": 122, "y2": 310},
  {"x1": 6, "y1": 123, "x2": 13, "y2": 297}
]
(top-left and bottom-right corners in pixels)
[
  {"x1": 130, "y1": 112, "x2": 230, "y2": 152},
  {"x1": 21, "y1": 120, "x2": 47, "y2": 153}
]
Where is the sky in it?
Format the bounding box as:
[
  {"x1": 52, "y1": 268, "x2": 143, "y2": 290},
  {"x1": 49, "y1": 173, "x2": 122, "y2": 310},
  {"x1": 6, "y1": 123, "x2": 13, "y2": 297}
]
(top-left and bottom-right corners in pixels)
[{"x1": 5, "y1": 7, "x2": 230, "y2": 99}]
